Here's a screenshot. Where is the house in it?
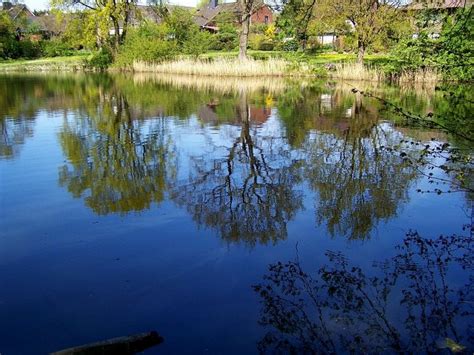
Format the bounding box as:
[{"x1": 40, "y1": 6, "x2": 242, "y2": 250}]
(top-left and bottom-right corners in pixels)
[
  {"x1": 109, "y1": 4, "x2": 195, "y2": 35},
  {"x1": 195, "y1": 0, "x2": 273, "y2": 32},
  {"x1": 1, "y1": 1, "x2": 50, "y2": 38},
  {"x1": 131, "y1": 4, "x2": 196, "y2": 26}
]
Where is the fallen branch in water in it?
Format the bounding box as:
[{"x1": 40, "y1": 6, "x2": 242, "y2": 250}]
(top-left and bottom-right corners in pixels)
[{"x1": 50, "y1": 331, "x2": 164, "y2": 355}]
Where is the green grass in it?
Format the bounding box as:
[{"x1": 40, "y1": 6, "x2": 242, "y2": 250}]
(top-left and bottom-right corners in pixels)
[{"x1": 0, "y1": 54, "x2": 89, "y2": 71}]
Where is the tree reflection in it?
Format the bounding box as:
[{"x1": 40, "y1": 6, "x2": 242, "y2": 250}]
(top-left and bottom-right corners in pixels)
[
  {"x1": 0, "y1": 76, "x2": 38, "y2": 159},
  {"x1": 302, "y1": 92, "x2": 417, "y2": 240},
  {"x1": 254, "y1": 230, "x2": 473, "y2": 353},
  {"x1": 170, "y1": 93, "x2": 304, "y2": 246},
  {"x1": 58, "y1": 90, "x2": 176, "y2": 215}
]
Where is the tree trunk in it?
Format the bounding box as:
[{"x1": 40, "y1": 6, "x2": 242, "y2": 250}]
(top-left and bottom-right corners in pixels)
[
  {"x1": 239, "y1": 13, "x2": 250, "y2": 61},
  {"x1": 357, "y1": 39, "x2": 365, "y2": 64},
  {"x1": 112, "y1": 18, "x2": 121, "y2": 55}
]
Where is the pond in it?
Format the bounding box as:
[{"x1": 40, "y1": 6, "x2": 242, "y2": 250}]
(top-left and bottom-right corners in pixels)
[{"x1": 0, "y1": 73, "x2": 472, "y2": 354}]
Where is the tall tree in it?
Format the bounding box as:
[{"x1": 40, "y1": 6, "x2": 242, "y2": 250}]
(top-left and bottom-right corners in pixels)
[
  {"x1": 315, "y1": 0, "x2": 403, "y2": 63},
  {"x1": 51, "y1": 0, "x2": 137, "y2": 53},
  {"x1": 237, "y1": 0, "x2": 263, "y2": 60}
]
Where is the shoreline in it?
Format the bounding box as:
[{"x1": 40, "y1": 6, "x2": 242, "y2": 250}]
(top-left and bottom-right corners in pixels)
[{"x1": 0, "y1": 55, "x2": 446, "y2": 84}]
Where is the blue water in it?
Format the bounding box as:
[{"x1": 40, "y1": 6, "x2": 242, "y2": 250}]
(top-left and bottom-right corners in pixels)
[{"x1": 0, "y1": 74, "x2": 472, "y2": 354}]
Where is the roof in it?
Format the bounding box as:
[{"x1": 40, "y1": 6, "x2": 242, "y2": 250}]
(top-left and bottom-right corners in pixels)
[
  {"x1": 5, "y1": 4, "x2": 34, "y2": 20},
  {"x1": 3, "y1": 4, "x2": 51, "y2": 32},
  {"x1": 194, "y1": 0, "x2": 268, "y2": 27},
  {"x1": 131, "y1": 4, "x2": 196, "y2": 26},
  {"x1": 195, "y1": 2, "x2": 238, "y2": 27}
]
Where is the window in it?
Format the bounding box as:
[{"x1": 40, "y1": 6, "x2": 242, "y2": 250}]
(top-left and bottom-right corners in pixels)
[{"x1": 264, "y1": 15, "x2": 269, "y2": 24}]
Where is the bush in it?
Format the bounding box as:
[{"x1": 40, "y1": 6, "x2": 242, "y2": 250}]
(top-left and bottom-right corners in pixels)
[
  {"x1": 86, "y1": 48, "x2": 113, "y2": 70},
  {"x1": 42, "y1": 39, "x2": 75, "y2": 57},
  {"x1": 282, "y1": 39, "x2": 299, "y2": 52},
  {"x1": 209, "y1": 31, "x2": 238, "y2": 51},
  {"x1": 0, "y1": 37, "x2": 41, "y2": 59},
  {"x1": 248, "y1": 33, "x2": 265, "y2": 50},
  {"x1": 115, "y1": 23, "x2": 178, "y2": 67},
  {"x1": 183, "y1": 29, "x2": 212, "y2": 58},
  {"x1": 304, "y1": 36, "x2": 322, "y2": 54},
  {"x1": 259, "y1": 41, "x2": 274, "y2": 51}
]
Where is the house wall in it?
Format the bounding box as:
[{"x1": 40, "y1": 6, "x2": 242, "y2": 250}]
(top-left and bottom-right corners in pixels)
[{"x1": 250, "y1": 5, "x2": 273, "y2": 25}]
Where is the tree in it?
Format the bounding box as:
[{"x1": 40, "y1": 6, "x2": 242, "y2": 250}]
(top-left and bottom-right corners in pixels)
[
  {"x1": 237, "y1": 0, "x2": 264, "y2": 60},
  {"x1": 392, "y1": 6, "x2": 474, "y2": 81},
  {"x1": 275, "y1": 0, "x2": 318, "y2": 49},
  {"x1": 51, "y1": 0, "x2": 137, "y2": 54},
  {"x1": 314, "y1": 0, "x2": 404, "y2": 63}
]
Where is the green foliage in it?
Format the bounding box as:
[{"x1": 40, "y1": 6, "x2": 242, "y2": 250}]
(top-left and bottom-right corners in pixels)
[
  {"x1": 209, "y1": 12, "x2": 238, "y2": 51},
  {"x1": 115, "y1": 23, "x2": 177, "y2": 67},
  {"x1": 390, "y1": 8, "x2": 474, "y2": 81},
  {"x1": 183, "y1": 30, "x2": 212, "y2": 57},
  {"x1": 0, "y1": 11, "x2": 42, "y2": 61},
  {"x1": 248, "y1": 33, "x2": 265, "y2": 50},
  {"x1": 282, "y1": 39, "x2": 299, "y2": 52},
  {"x1": 250, "y1": 23, "x2": 269, "y2": 35},
  {"x1": 209, "y1": 31, "x2": 238, "y2": 51},
  {"x1": 165, "y1": 8, "x2": 198, "y2": 46},
  {"x1": 41, "y1": 39, "x2": 75, "y2": 57},
  {"x1": 60, "y1": 11, "x2": 98, "y2": 50},
  {"x1": 85, "y1": 48, "x2": 113, "y2": 69}
]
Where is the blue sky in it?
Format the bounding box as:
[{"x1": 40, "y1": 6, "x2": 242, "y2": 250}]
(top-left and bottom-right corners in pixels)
[{"x1": 23, "y1": 0, "x2": 199, "y2": 10}]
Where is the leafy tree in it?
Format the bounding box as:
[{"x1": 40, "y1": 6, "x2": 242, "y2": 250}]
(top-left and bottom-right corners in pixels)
[
  {"x1": 114, "y1": 22, "x2": 177, "y2": 67},
  {"x1": 315, "y1": 0, "x2": 404, "y2": 63},
  {"x1": 392, "y1": 7, "x2": 474, "y2": 81},
  {"x1": 164, "y1": 7, "x2": 198, "y2": 46},
  {"x1": 51, "y1": 0, "x2": 136, "y2": 54},
  {"x1": 275, "y1": 0, "x2": 318, "y2": 49},
  {"x1": 0, "y1": 11, "x2": 16, "y2": 58},
  {"x1": 210, "y1": 12, "x2": 238, "y2": 51}
]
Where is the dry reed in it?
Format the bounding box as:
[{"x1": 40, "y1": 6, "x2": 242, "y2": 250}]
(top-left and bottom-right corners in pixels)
[
  {"x1": 131, "y1": 58, "x2": 312, "y2": 77},
  {"x1": 330, "y1": 63, "x2": 386, "y2": 82},
  {"x1": 397, "y1": 68, "x2": 441, "y2": 83},
  {"x1": 130, "y1": 73, "x2": 307, "y2": 94}
]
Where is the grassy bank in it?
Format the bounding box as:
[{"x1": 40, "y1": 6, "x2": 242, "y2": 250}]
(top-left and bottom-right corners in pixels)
[
  {"x1": 0, "y1": 55, "x2": 87, "y2": 72},
  {"x1": 0, "y1": 52, "x2": 442, "y2": 84}
]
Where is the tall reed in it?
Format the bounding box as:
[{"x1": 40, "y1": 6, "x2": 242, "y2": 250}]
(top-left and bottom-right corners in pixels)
[
  {"x1": 130, "y1": 73, "x2": 302, "y2": 94},
  {"x1": 131, "y1": 58, "x2": 312, "y2": 77},
  {"x1": 330, "y1": 63, "x2": 386, "y2": 82},
  {"x1": 397, "y1": 68, "x2": 441, "y2": 83}
]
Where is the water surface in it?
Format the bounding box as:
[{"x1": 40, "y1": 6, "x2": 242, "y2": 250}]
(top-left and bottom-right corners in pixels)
[{"x1": 0, "y1": 74, "x2": 472, "y2": 354}]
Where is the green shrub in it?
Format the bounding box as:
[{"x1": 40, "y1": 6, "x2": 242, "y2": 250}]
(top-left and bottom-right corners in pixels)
[
  {"x1": 259, "y1": 40, "x2": 274, "y2": 51},
  {"x1": 209, "y1": 31, "x2": 238, "y2": 51},
  {"x1": 282, "y1": 39, "x2": 299, "y2": 52},
  {"x1": 115, "y1": 23, "x2": 178, "y2": 67},
  {"x1": 86, "y1": 48, "x2": 113, "y2": 70},
  {"x1": 389, "y1": 8, "x2": 473, "y2": 81},
  {"x1": 18, "y1": 40, "x2": 42, "y2": 58},
  {"x1": 248, "y1": 33, "x2": 265, "y2": 50},
  {"x1": 42, "y1": 39, "x2": 75, "y2": 57},
  {"x1": 183, "y1": 29, "x2": 212, "y2": 58}
]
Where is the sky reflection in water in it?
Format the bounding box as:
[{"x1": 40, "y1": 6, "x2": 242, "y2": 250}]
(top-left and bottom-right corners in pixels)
[{"x1": 0, "y1": 74, "x2": 472, "y2": 354}]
